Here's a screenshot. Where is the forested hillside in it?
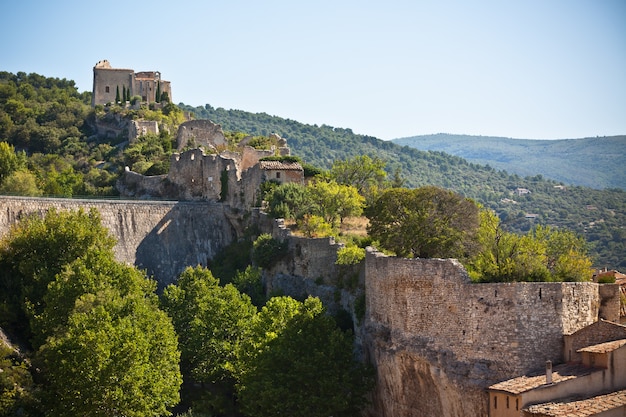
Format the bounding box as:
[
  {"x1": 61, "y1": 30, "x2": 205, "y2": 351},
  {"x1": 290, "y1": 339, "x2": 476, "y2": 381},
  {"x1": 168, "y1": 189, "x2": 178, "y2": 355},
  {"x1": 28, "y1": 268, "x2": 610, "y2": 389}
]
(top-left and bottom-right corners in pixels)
[
  {"x1": 391, "y1": 133, "x2": 626, "y2": 190},
  {"x1": 179, "y1": 104, "x2": 626, "y2": 269}
]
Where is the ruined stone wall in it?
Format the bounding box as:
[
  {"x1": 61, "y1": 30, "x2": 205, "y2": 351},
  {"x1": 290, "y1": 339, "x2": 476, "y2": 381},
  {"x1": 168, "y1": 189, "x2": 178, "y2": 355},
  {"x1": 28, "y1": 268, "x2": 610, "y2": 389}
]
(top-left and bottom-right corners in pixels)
[
  {"x1": 0, "y1": 196, "x2": 236, "y2": 287},
  {"x1": 167, "y1": 150, "x2": 238, "y2": 202},
  {"x1": 363, "y1": 249, "x2": 620, "y2": 417},
  {"x1": 129, "y1": 120, "x2": 159, "y2": 142},
  {"x1": 176, "y1": 120, "x2": 227, "y2": 151}
]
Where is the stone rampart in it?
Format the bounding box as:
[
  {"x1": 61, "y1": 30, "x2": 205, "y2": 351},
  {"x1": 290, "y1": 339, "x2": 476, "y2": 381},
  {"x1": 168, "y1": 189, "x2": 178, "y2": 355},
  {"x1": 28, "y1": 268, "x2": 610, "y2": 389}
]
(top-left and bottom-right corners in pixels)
[
  {"x1": 0, "y1": 196, "x2": 236, "y2": 287},
  {"x1": 363, "y1": 248, "x2": 620, "y2": 417}
]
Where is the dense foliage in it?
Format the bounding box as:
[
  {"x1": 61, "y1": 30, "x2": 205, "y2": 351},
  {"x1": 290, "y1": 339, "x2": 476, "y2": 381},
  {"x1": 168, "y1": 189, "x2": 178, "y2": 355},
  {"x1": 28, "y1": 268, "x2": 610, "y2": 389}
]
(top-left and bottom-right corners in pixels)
[
  {"x1": 162, "y1": 269, "x2": 373, "y2": 416},
  {"x1": 366, "y1": 186, "x2": 481, "y2": 259},
  {"x1": 179, "y1": 103, "x2": 626, "y2": 269},
  {"x1": 467, "y1": 211, "x2": 592, "y2": 282},
  {"x1": 0, "y1": 209, "x2": 181, "y2": 416},
  {"x1": 237, "y1": 297, "x2": 373, "y2": 417}
]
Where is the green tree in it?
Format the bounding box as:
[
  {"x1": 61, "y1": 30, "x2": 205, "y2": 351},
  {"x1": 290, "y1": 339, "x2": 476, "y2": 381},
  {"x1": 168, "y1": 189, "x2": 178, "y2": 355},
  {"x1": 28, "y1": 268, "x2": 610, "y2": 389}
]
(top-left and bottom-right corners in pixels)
[
  {"x1": 0, "y1": 169, "x2": 41, "y2": 196},
  {"x1": 467, "y1": 211, "x2": 592, "y2": 282},
  {"x1": 329, "y1": 155, "x2": 387, "y2": 198},
  {"x1": 116, "y1": 85, "x2": 120, "y2": 103},
  {"x1": 232, "y1": 265, "x2": 266, "y2": 308},
  {"x1": 0, "y1": 208, "x2": 116, "y2": 341},
  {"x1": 366, "y1": 186, "x2": 481, "y2": 259},
  {"x1": 308, "y1": 180, "x2": 364, "y2": 226},
  {"x1": 31, "y1": 249, "x2": 156, "y2": 348},
  {"x1": 237, "y1": 296, "x2": 373, "y2": 417},
  {"x1": 251, "y1": 234, "x2": 288, "y2": 269},
  {"x1": 297, "y1": 214, "x2": 334, "y2": 238},
  {"x1": 36, "y1": 287, "x2": 181, "y2": 417},
  {"x1": 161, "y1": 266, "x2": 256, "y2": 414},
  {"x1": 0, "y1": 141, "x2": 24, "y2": 184},
  {"x1": 0, "y1": 343, "x2": 36, "y2": 416},
  {"x1": 156, "y1": 82, "x2": 162, "y2": 103},
  {"x1": 266, "y1": 182, "x2": 312, "y2": 220}
]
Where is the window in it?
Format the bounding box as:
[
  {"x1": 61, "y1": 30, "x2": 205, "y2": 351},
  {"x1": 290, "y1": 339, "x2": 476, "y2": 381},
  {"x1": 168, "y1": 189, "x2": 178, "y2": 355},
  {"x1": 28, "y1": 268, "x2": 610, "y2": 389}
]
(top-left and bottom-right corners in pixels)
[
  {"x1": 494, "y1": 396, "x2": 497, "y2": 409},
  {"x1": 506, "y1": 396, "x2": 509, "y2": 409},
  {"x1": 516, "y1": 398, "x2": 519, "y2": 410},
  {"x1": 276, "y1": 172, "x2": 281, "y2": 179},
  {"x1": 105, "y1": 86, "x2": 110, "y2": 93}
]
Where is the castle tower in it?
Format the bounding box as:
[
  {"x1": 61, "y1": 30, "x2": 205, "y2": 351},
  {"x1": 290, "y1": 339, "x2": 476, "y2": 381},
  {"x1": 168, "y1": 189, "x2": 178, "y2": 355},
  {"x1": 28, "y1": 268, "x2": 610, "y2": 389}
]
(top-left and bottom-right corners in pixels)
[{"x1": 91, "y1": 60, "x2": 172, "y2": 106}]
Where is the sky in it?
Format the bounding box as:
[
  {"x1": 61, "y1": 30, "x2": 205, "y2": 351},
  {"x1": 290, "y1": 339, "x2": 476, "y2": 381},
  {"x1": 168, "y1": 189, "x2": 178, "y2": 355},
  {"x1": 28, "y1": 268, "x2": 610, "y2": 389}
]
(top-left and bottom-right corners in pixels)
[{"x1": 2, "y1": 0, "x2": 625, "y2": 140}]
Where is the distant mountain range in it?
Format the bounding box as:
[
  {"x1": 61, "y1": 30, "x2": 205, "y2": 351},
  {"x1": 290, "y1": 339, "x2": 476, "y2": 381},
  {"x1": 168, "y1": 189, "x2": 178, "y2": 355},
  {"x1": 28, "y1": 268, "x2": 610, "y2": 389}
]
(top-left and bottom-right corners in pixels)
[{"x1": 391, "y1": 134, "x2": 626, "y2": 190}]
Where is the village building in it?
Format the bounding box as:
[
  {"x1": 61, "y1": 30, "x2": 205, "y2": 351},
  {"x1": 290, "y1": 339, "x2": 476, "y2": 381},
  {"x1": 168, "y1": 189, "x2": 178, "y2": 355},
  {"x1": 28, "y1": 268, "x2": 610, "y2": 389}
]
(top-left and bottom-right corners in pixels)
[
  {"x1": 257, "y1": 160, "x2": 305, "y2": 184},
  {"x1": 488, "y1": 320, "x2": 626, "y2": 417}
]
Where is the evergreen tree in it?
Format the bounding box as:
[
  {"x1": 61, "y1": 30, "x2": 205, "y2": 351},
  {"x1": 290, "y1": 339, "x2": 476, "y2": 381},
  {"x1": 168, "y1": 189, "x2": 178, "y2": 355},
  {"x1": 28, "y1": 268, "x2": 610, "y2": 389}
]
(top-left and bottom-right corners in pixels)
[
  {"x1": 115, "y1": 85, "x2": 120, "y2": 103},
  {"x1": 156, "y1": 82, "x2": 161, "y2": 103}
]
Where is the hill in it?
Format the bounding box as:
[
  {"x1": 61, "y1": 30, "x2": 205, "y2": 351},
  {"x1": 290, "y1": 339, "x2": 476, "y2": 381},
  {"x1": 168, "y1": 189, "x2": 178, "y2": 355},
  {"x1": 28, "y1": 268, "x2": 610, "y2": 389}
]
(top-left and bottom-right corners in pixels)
[
  {"x1": 391, "y1": 134, "x2": 626, "y2": 190},
  {"x1": 179, "y1": 104, "x2": 626, "y2": 270}
]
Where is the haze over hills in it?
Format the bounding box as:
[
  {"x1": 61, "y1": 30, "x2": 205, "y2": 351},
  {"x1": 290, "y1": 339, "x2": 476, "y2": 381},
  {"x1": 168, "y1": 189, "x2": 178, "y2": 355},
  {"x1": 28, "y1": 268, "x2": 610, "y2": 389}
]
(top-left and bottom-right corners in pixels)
[{"x1": 391, "y1": 134, "x2": 626, "y2": 190}]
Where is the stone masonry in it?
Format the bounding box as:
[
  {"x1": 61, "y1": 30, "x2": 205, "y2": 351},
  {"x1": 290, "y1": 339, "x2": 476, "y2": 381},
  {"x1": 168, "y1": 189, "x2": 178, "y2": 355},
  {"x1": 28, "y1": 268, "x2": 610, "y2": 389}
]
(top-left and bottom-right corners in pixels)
[
  {"x1": 0, "y1": 196, "x2": 236, "y2": 287},
  {"x1": 362, "y1": 248, "x2": 620, "y2": 417}
]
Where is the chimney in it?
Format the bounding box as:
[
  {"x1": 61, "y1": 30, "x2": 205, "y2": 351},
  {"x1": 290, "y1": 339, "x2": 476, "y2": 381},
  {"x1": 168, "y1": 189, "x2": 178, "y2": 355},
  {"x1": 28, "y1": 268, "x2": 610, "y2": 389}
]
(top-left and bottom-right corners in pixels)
[{"x1": 545, "y1": 360, "x2": 553, "y2": 384}]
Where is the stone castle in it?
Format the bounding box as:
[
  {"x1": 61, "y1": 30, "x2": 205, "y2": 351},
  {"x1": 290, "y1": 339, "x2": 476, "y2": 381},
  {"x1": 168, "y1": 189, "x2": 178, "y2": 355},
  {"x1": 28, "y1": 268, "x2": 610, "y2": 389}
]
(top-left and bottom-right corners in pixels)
[{"x1": 91, "y1": 60, "x2": 172, "y2": 106}]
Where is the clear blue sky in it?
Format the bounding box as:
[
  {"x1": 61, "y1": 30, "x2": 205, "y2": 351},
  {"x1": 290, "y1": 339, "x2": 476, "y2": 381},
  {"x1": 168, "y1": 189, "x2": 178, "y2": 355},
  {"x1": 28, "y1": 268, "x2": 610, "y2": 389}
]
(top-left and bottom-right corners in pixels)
[{"x1": 2, "y1": 0, "x2": 625, "y2": 140}]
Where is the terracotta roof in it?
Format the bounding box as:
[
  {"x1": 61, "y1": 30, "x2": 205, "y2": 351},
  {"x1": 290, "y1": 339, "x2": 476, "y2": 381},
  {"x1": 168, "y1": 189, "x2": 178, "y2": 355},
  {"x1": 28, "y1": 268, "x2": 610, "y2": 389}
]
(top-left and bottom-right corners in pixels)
[
  {"x1": 488, "y1": 363, "x2": 600, "y2": 395},
  {"x1": 577, "y1": 339, "x2": 626, "y2": 354},
  {"x1": 523, "y1": 389, "x2": 626, "y2": 416},
  {"x1": 259, "y1": 161, "x2": 303, "y2": 171}
]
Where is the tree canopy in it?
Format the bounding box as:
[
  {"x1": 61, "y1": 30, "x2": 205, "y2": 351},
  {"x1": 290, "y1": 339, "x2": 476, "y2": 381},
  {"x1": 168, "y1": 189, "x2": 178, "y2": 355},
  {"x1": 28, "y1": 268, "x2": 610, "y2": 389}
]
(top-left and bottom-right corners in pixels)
[
  {"x1": 366, "y1": 186, "x2": 481, "y2": 259},
  {"x1": 0, "y1": 208, "x2": 182, "y2": 416},
  {"x1": 237, "y1": 297, "x2": 373, "y2": 417}
]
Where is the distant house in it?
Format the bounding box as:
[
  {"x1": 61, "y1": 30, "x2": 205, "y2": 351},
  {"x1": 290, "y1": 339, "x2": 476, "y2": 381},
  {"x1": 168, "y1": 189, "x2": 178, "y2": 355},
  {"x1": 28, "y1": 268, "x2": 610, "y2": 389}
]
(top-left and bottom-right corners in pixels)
[
  {"x1": 488, "y1": 320, "x2": 626, "y2": 417},
  {"x1": 515, "y1": 188, "x2": 531, "y2": 196},
  {"x1": 258, "y1": 160, "x2": 304, "y2": 185}
]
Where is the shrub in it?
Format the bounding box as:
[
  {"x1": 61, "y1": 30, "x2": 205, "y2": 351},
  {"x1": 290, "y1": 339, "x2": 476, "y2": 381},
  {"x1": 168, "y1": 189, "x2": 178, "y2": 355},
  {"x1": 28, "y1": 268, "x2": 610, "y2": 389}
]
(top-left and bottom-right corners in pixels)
[{"x1": 252, "y1": 234, "x2": 288, "y2": 269}]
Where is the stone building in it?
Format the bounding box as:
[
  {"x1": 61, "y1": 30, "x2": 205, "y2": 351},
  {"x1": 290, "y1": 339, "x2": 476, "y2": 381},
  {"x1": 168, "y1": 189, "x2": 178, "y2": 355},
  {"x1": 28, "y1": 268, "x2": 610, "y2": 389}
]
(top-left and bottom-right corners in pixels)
[
  {"x1": 91, "y1": 59, "x2": 172, "y2": 106},
  {"x1": 488, "y1": 320, "x2": 626, "y2": 416}
]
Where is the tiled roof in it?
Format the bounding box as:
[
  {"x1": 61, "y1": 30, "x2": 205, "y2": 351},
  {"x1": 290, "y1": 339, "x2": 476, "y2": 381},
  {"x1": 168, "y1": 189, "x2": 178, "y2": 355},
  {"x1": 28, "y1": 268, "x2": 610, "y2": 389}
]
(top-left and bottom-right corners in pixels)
[
  {"x1": 488, "y1": 363, "x2": 600, "y2": 395},
  {"x1": 259, "y1": 161, "x2": 303, "y2": 171},
  {"x1": 577, "y1": 338, "x2": 626, "y2": 354},
  {"x1": 523, "y1": 389, "x2": 626, "y2": 416}
]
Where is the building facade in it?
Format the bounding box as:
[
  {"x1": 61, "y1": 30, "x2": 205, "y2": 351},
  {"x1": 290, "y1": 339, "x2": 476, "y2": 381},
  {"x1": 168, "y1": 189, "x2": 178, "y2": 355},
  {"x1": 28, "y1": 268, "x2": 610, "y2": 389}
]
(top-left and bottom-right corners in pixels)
[{"x1": 91, "y1": 60, "x2": 172, "y2": 106}]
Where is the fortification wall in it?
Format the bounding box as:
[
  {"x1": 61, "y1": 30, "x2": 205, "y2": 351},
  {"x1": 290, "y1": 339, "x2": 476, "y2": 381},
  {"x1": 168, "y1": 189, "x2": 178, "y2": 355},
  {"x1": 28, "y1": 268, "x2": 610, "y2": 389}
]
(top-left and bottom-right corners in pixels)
[
  {"x1": 363, "y1": 249, "x2": 620, "y2": 417},
  {"x1": 176, "y1": 120, "x2": 227, "y2": 151},
  {"x1": 0, "y1": 196, "x2": 236, "y2": 287}
]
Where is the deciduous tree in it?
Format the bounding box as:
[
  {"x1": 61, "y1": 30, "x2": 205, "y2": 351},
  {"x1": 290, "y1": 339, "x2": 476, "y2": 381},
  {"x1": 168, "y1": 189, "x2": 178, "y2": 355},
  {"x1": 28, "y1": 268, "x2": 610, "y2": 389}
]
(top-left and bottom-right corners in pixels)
[
  {"x1": 237, "y1": 296, "x2": 373, "y2": 417},
  {"x1": 366, "y1": 186, "x2": 480, "y2": 259}
]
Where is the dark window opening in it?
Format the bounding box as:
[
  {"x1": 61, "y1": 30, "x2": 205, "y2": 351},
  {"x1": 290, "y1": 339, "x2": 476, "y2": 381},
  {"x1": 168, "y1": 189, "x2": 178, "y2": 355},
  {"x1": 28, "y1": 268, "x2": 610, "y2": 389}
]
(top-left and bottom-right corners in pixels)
[
  {"x1": 494, "y1": 396, "x2": 497, "y2": 409},
  {"x1": 105, "y1": 86, "x2": 110, "y2": 93},
  {"x1": 516, "y1": 398, "x2": 519, "y2": 410},
  {"x1": 276, "y1": 172, "x2": 281, "y2": 179},
  {"x1": 506, "y1": 396, "x2": 509, "y2": 408}
]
